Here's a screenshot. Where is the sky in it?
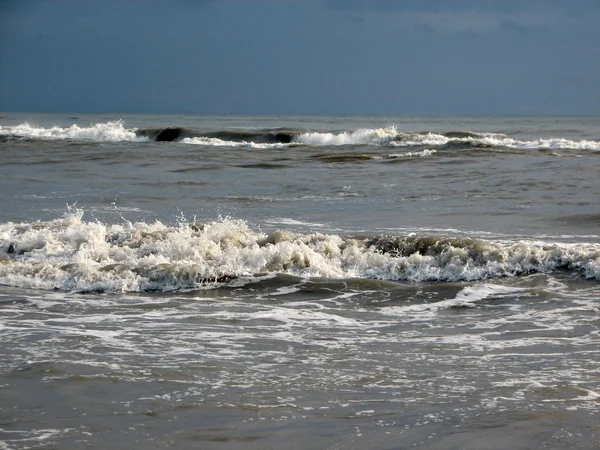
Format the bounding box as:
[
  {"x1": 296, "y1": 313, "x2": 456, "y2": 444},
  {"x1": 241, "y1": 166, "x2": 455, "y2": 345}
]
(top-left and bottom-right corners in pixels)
[{"x1": 0, "y1": 0, "x2": 599, "y2": 116}]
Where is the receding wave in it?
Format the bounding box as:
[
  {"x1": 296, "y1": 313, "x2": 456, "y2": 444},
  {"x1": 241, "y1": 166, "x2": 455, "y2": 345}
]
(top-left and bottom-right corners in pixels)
[{"x1": 1, "y1": 212, "x2": 599, "y2": 293}]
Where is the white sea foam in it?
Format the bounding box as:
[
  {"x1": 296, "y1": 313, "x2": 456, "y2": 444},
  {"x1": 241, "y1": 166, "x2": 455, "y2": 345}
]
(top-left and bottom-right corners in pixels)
[
  {"x1": 0, "y1": 121, "x2": 143, "y2": 142},
  {"x1": 181, "y1": 137, "x2": 290, "y2": 149},
  {"x1": 295, "y1": 126, "x2": 398, "y2": 146},
  {"x1": 293, "y1": 127, "x2": 600, "y2": 150},
  {"x1": 390, "y1": 132, "x2": 451, "y2": 147},
  {"x1": 391, "y1": 132, "x2": 600, "y2": 151},
  {"x1": 381, "y1": 149, "x2": 437, "y2": 158},
  {"x1": 481, "y1": 136, "x2": 600, "y2": 150},
  {"x1": 1, "y1": 211, "x2": 599, "y2": 292},
  {"x1": 264, "y1": 218, "x2": 327, "y2": 228}
]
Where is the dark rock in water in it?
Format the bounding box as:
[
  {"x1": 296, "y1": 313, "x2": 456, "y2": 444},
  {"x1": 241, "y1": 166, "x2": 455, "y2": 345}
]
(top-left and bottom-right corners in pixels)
[
  {"x1": 7, "y1": 243, "x2": 15, "y2": 254},
  {"x1": 156, "y1": 127, "x2": 184, "y2": 142}
]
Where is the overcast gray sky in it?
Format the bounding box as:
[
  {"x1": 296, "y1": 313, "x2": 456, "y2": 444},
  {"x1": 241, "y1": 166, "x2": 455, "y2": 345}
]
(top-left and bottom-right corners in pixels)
[{"x1": 1, "y1": 0, "x2": 599, "y2": 115}]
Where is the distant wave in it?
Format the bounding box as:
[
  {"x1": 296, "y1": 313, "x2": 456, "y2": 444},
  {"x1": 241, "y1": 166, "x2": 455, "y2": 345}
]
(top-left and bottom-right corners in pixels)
[
  {"x1": 2, "y1": 121, "x2": 599, "y2": 151},
  {"x1": 295, "y1": 127, "x2": 399, "y2": 146},
  {"x1": 1, "y1": 212, "x2": 598, "y2": 293},
  {"x1": 0, "y1": 120, "x2": 144, "y2": 142},
  {"x1": 290, "y1": 127, "x2": 600, "y2": 150}
]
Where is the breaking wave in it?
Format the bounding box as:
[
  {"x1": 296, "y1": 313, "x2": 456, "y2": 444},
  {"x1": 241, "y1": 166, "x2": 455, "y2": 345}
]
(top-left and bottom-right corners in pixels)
[
  {"x1": 1, "y1": 121, "x2": 598, "y2": 151},
  {"x1": 293, "y1": 127, "x2": 600, "y2": 150},
  {"x1": 0, "y1": 121, "x2": 143, "y2": 142},
  {"x1": 1, "y1": 212, "x2": 599, "y2": 293},
  {"x1": 296, "y1": 127, "x2": 399, "y2": 146}
]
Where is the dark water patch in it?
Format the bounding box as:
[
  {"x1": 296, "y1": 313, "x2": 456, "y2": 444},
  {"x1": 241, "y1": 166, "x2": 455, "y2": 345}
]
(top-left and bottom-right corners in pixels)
[
  {"x1": 169, "y1": 427, "x2": 270, "y2": 444},
  {"x1": 197, "y1": 195, "x2": 276, "y2": 204},
  {"x1": 270, "y1": 156, "x2": 296, "y2": 162},
  {"x1": 10, "y1": 361, "x2": 108, "y2": 379},
  {"x1": 438, "y1": 140, "x2": 497, "y2": 151},
  {"x1": 555, "y1": 213, "x2": 600, "y2": 227},
  {"x1": 134, "y1": 180, "x2": 208, "y2": 188},
  {"x1": 156, "y1": 127, "x2": 184, "y2": 142},
  {"x1": 0, "y1": 296, "x2": 28, "y2": 305},
  {"x1": 447, "y1": 148, "x2": 527, "y2": 160},
  {"x1": 0, "y1": 135, "x2": 61, "y2": 144},
  {"x1": 383, "y1": 153, "x2": 424, "y2": 160},
  {"x1": 203, "y1": 435, "x2": 268, "y2": 443},
  {"x1": 204, "y1": 128, "x2": 298, "y2": 144},
  {"x1": 311, "y1": 153, "x2": 374, "y2": 163},
  {"x1": 368, "y1": 235, "x2": 477, "y2": 258},
  {"x1": 170, "y1": 165, "x2": 221, "y2": 173},
  {"x1": 135, "y1": 127, "x2": 168, "y2": 140},
  {"x1": 172, "y1": 181, "x2": 210, "y2": 187},
  {"x1": 224, "y1": 196, "x2": 275, "y2": 203},
  {"x1": 213, "y1": 273, "x2": 304, "y2": 294},
  {"x1": 136, "y1": 126, "x2": 300, "y2": 144},
  {"x1": 0, "y1": 135, "x2": 24, "y2": 143},
  {"x1": 79, "y1": 150, "x2": 131, "y2": 161},
  {"x1": 380, "y1": 159, "x2": 417, "y2": 166},
  {"x1": 305, "y1": 277, "x2": 410, "y2": 291},
  {"x1": 381, "y1": 154, "x2": 438, "y2": 164},
  {"x1": 100, "y1": 160, "x2": 129, "y2": 166},
  {"x1": 66, "y1": 141, "x2": 101, "y2": 147},
  {"x1": 444, "y1": 130, "x2": 490, "y2": 139},
  {"x1": 21, "y1": 158, "x2": 67, "y2": 165},
  {"x1": 133, "y1": 194, "x2": 170, "y2": 200},
  {"x1": 235, "y1": 163, "x2": 293, "y2": 169},
  {"x1": 136, "y1": 126, "x2": 198, "y2": 142},
  {"x1": 132, "y1": 273, "x2": 238, "y2": 292},
  {"x1": 14, "y1": 177, "x2": 50, "y2": 184}
]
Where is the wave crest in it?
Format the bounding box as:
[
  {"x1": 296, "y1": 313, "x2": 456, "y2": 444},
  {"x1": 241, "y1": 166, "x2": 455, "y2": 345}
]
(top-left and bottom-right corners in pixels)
[
  {"x1": 0, "y1": 121, "x2": 143, "y2": 142},
  {"x1": 296, "y1": 126, "x2": 398, "y2": 146},
  {"x1": 1, "y1": 213, "x2": 599, "y2": 293},
  {"x1": 2, "y1": 121, "x2": 598, "y2": 151}
]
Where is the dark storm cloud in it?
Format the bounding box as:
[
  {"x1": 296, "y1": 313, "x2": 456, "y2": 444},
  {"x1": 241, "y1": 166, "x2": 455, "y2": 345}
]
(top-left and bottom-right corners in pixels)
[{"x1": 0, "y1": 0, "x2": 598, "y2": 115}]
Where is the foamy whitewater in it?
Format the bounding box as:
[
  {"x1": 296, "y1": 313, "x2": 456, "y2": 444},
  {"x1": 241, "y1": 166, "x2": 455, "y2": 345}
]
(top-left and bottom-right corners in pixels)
[{"x1": 1, "y1": 113, "x2": 599, "y2": 449}]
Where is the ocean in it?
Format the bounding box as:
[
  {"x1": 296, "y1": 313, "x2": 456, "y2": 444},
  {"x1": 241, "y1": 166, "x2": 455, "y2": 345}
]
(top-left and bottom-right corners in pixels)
[{"x1": 0, "y1": 113, "x2": 599, "y2": 449}]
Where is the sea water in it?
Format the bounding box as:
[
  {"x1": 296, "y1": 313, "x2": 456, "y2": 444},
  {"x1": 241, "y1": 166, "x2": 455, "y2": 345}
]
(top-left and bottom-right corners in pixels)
[{"x1": 0, "y1": 113, "x2": 599, "y2": 449}]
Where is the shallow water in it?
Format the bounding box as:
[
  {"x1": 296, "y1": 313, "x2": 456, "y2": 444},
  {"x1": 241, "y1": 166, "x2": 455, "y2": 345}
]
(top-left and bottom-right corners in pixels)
[{"x1": 1, "y1": 274, "x2": 599, "y2": 449}]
